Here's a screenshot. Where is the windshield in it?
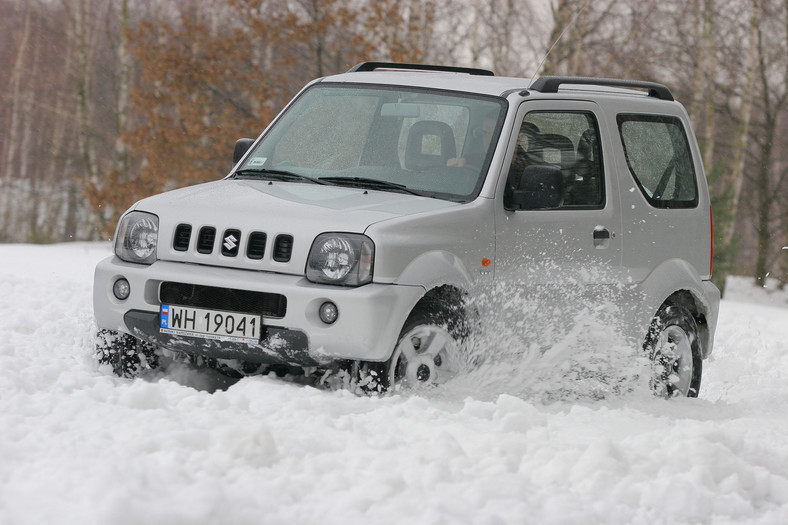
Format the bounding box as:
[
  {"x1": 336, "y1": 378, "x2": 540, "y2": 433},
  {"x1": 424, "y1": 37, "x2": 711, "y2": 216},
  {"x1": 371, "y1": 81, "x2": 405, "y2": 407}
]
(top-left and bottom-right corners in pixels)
[{"x1": 236, "y1": 83, "x2": 506, "y2": 202}]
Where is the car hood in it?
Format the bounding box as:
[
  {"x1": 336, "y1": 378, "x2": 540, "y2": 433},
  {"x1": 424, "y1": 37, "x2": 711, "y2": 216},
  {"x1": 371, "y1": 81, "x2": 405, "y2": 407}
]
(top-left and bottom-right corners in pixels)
[
  {"x1": 133, "y1": 179, "x2": 459, "y2": 274},
  {"x1": 135, "y1": 179, "x2": 458, "y2": 227}
]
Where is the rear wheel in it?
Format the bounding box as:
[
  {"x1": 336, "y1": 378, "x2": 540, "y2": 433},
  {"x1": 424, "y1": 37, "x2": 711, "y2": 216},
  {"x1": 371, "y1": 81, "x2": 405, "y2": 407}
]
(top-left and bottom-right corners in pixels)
[{"x1": 645, "y1": 305, "x2": 702, "y2": 398}]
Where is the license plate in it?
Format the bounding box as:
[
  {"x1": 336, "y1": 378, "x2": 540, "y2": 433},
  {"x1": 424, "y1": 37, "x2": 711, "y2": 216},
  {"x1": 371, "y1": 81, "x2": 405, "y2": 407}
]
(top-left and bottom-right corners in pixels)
[{"x1": 159, "y1": 304, "x2": 262, "y2": 344}]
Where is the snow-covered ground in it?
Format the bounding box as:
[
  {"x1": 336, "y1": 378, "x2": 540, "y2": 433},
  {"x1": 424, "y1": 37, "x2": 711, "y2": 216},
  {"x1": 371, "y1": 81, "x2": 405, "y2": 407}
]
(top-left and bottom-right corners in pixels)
[{"x1": 1, "y1": 242, "x2": 787, "y2": 525}]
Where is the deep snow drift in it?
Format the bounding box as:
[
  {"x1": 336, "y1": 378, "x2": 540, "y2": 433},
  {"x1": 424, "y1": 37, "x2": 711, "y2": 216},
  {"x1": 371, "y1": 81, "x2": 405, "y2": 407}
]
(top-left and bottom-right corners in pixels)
[{"x1": 1, "y1": 242, "x2": 787, "y2": 524}]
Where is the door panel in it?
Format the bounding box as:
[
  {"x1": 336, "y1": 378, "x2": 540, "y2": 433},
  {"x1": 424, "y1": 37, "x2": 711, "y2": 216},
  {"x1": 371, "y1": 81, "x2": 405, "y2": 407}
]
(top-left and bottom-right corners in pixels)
[{"x1": 495, "y1": 101, "x2": 622, "y2": 286}]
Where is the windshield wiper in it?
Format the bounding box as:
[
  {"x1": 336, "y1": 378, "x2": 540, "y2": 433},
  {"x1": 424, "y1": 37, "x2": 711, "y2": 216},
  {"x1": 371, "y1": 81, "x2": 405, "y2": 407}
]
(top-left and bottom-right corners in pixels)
[
  {"x1": 318, "y1": 176, "x2": 422, "y2": 196},
  {"x1": 233, "y1": 168, "x2": 331, "y2": 185}
]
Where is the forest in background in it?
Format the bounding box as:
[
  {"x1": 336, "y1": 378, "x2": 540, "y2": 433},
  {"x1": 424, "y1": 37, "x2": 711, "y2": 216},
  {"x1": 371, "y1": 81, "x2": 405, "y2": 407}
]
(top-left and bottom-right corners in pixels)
[{"x1": 1, "y1": 0, "x2": 786, "y2": 291}]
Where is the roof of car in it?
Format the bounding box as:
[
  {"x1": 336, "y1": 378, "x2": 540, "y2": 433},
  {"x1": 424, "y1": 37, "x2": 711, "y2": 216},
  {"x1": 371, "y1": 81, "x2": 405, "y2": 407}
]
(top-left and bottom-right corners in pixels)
[
  {"x1": 319, "y1": 70, "x2": 530, "y2": 97},
  {"x1": 319, "y1": 62, "x2": 675, "y2": 102}
]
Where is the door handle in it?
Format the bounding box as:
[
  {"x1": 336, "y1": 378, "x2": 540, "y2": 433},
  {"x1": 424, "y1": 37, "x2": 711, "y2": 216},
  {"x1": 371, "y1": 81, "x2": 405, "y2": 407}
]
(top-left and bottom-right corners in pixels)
[{"x1": 593, "y1": 227, "x2": 611, "y2": 248}]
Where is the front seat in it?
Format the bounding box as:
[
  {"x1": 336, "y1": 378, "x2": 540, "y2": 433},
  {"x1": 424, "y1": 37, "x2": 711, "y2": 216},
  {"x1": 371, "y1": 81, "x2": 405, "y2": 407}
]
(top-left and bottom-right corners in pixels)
[
  {"x1": 404, "y1": 120, "x2": 457, "y2": 170},
  {"x1": 538, "y1": 133, "x2": 576, "y2": 203}
]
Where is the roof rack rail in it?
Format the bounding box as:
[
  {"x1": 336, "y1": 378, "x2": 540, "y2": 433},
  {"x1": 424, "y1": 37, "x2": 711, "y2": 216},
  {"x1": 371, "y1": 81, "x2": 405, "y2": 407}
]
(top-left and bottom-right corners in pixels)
[
  {"x1": 347, "y1": 62, "x2": 495, "y2": 77},
  {"x1": 530, "y1": 76, "x2": 674, "y2": 101}
]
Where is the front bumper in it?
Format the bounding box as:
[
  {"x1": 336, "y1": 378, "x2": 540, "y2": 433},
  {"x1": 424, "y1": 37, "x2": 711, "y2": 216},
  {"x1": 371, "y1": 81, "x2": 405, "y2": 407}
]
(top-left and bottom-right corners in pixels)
[{"x1": 93, "y1": 256, "x2": 424, "y2": 366}]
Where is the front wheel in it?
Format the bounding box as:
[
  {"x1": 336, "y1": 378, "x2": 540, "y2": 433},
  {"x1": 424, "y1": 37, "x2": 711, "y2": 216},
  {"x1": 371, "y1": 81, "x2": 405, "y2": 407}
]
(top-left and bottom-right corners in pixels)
[
  {"x1": 95, "y1": 329, "x2": 160, "y2": 378},
  {"x1": 359, "y1": 305, "x2": 466, "y2": 394},
  {"x1": 388, "y1": 321, "x2": 461, "y2": 388},
  {"x1": 645, "y1": 305, "x2": 702, "y2": 398}
]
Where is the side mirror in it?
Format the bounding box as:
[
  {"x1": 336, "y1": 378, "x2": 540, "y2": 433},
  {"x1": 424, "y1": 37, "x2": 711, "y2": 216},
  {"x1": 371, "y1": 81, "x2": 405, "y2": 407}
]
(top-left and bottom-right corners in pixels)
[
  {"x1": 506, "y1": 165, "x2": 564, "y2": 210},
  {"x1": 233, "y1": 138, "x2": 255, "y2": 165}
]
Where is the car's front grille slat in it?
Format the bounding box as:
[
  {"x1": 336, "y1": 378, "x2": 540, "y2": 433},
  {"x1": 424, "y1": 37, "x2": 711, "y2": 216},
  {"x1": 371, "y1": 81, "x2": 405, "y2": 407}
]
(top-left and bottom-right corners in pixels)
[
  {"x1": 273, "y1": 234, "x2": 294, "y2": 262},
  {"x1": 247, "y1": 231, "x2": 267, "y2": 259},
  {"x1": 197, "y1": 226, "x2": 216, "y2": 254},
  {"x1": 173, "y1": 224, "x2": 192, "y2": 251}
]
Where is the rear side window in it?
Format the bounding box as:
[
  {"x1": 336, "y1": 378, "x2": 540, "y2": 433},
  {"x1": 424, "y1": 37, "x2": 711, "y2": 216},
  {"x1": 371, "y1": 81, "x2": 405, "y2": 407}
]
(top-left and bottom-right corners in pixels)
[{"x1": 617, "y1": 114, "x2": 698, "y2": 208}]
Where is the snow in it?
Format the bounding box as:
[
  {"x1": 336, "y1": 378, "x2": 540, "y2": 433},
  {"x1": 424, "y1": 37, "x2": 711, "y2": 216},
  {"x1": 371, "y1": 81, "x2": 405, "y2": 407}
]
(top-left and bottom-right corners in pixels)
[
  {"x1": 1, "y1": 242, "x2": 788, "y2": 525},
  {"x1": 725, "y1": 274, "x2": 788, "y2": 310}
]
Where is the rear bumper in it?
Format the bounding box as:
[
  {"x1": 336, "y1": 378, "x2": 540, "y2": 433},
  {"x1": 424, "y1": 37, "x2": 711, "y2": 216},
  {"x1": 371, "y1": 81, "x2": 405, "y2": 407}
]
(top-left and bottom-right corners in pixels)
[
  {"x1": 93, "y1": 256, "x2": 424, "y2": 365},
  {"x1": 700, "y1": 280, "x2": 721, "y2": 358}
]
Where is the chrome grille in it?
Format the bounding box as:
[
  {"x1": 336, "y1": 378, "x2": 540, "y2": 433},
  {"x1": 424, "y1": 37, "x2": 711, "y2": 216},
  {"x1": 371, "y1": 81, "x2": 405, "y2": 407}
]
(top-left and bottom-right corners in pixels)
[{"x1": 171, "y1": 224, "x2": 291, "y2": 263}]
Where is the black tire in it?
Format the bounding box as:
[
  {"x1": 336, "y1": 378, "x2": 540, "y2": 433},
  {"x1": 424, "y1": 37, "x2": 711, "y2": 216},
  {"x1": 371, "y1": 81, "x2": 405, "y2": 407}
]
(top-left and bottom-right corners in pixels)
[
  {"x1": 95, "y1": 329, "x2": 160, "y2": 378},
  {"x1": 644, "y1": 305, "x2": 703, "y2": 398},
  {"x1": 359, "y1": 296, "x2": 469, "y2": 394}
]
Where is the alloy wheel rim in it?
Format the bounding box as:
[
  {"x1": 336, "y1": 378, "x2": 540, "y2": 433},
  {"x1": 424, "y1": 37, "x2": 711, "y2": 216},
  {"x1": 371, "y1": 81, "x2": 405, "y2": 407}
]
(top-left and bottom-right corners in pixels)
[
  {"x1": 655, "y1": 325, "x2": 694, "y2": 396},
  {"x1": 391, "y1": 325, "x2": 460, "y2": 388}
]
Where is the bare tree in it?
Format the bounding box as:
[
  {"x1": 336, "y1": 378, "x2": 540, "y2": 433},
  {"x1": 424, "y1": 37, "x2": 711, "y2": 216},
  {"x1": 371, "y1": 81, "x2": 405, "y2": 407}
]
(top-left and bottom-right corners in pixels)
[
  {"x1": 726, "y1": 0, "x2": 761, "y2": 248},
  {"x1": 688, "y1": 0, "x2": 718, "y2": 172},
  {"x1": 1, "y1": 4, "x2": 34, "y2": 239},
  {"x1": 747, "y1": 0, "x2": 788, "y2": 285}
]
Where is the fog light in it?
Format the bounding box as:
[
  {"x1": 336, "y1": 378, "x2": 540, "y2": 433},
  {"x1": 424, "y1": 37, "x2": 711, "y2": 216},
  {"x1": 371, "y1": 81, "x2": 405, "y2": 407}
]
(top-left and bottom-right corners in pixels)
[
  {"x1": 319, "y1": 301, "x2": 338, "y2": 324},
  {"x1": 113, "y1": 278, "x2": 131, "y2": 300}
]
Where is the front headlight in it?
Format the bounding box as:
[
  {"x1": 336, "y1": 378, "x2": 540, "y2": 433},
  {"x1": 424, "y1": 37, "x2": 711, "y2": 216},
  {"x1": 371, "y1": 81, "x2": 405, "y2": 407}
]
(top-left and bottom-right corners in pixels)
[
  {"x1": 306, "y1": 233, "x2": 374, "y2": 286},
  {"x1": 115, "y1": 211, "x2": 159, "y2": 265}
]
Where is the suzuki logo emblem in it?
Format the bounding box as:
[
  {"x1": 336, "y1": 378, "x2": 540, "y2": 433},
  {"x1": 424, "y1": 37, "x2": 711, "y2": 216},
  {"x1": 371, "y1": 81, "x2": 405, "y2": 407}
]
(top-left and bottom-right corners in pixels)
[{"x1": 223, "y1": 234, "x2": 238, "y2": 251}]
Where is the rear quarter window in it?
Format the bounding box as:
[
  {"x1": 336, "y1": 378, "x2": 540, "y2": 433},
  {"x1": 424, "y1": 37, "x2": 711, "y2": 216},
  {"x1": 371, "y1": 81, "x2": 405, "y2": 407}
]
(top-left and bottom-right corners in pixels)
[{"x1": 617, "y1": 114, "x2": 698, "y2": 208}]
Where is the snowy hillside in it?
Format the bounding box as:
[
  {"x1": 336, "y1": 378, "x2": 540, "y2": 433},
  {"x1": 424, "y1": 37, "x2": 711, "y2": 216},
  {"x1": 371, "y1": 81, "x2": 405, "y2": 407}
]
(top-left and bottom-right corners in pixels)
[{"x1": 1, "y1": 242, "x2": 787, "y2": 524}]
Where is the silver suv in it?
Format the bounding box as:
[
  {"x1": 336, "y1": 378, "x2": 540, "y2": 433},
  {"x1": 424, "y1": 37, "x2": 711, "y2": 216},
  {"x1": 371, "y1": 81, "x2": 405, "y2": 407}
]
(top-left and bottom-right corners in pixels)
[{"x1": 93, "y1": 62, "x2": 720, "y2": 397}]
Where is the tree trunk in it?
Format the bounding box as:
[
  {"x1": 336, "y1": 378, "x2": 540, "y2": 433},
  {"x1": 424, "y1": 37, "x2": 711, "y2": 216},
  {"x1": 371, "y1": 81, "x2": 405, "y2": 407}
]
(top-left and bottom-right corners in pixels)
[
  {"x1": 75, "y1": 2, "x2": 97, "y2": 183},
  {"x1": 725, "y1": 0, "x2": 760, "y2": 247},
  {"x1": 782, "y1": 206, "x2": 788, "y2": 289},
  {"x1": 68, "y1": 0, "x2": 104, "y2": 234},
  {"x1": 52, "y1": 36, "x2": 76, "y2": 240},
  {"x1": 490, "y1": 0, "x2": 515, "y2": 75},
  {"x1": 115, "y1": 0, "x2": 130, "y2": 180},
  {"x1": 22, "y1": 27, "x2": 41, "y2": 241},
  {"x1": 753, "y1": 125, "x2": 774, "y2": 286},
  {"x1": 1, "y1": 8, "x2": 32, "y2": 240},
  {"x1": 689, "y1": 0, "x2": 704, "y2": 126},
  {"x1": 781, "y1": 0, "x2": 788, "y2": 289},
  {"x1": 469, "y1": 3, "x2": 481, "y2": 68},
  {"x1": 542, "y1": 0, "x2": 573, "y2": 76},
  {"x1": 701, "y1": 0, "x2": 716, "y2": 171}
]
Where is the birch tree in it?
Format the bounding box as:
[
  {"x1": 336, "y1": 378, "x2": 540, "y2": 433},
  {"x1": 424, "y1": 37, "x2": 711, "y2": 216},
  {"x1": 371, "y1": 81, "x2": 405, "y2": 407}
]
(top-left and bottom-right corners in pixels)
[
  {"x1": 688, "y1": 0, "x2": 717, "y2": 172},
  {"x1": 0, "y1": 7, "x2": 31, "y2": 241},
  {"x1": 726, "y1": 0, "x2": 761, "y2": 247}
]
